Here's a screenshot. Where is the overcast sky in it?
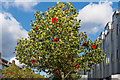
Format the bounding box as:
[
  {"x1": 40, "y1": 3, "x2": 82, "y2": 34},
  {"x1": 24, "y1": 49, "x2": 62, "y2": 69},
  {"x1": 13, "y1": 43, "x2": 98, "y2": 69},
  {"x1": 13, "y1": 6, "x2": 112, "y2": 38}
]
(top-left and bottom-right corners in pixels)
[{"x1": 0, "y1": 0, "x2": 119, "y2": 78}]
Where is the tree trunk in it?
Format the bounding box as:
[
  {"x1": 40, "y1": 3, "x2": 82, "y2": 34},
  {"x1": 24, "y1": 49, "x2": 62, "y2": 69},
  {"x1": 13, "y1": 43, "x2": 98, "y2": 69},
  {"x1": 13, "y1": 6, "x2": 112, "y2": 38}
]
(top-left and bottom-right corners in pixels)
[
  {"x1": 61, "y1": 72, "x2": 65, "y2": 80},
  {"x1": 62, "y1": 75, "x2": 65, "y2": 80}
]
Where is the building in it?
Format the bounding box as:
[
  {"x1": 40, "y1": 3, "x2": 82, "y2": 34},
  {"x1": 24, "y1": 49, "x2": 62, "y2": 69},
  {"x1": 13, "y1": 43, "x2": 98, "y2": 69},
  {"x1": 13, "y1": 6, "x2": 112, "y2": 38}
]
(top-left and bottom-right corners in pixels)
[
  {"x1": 0, "y1": 52, "x2": 12, "y2": 70},
  {"x1": 88, "y1": 10, "x2": 120, "y2": 80},
  {"x1": 0, "y1": 52, "x2": 1, "y2": 69},
  {"x1": 0, "y1": 52, "x2": 11, "y2": 78},
  {"x1": 77, "y1": 71, "x2": 88, "y2": 80},
  {"x1": 0, "y1": 52, "x2": 23, "y2": 78},
  {"x1": 0, "y1": 52, "x2": 23, "y2": 79},
  {"x1": 0, "y1": 52, "x2": 2, "y2": 78}
]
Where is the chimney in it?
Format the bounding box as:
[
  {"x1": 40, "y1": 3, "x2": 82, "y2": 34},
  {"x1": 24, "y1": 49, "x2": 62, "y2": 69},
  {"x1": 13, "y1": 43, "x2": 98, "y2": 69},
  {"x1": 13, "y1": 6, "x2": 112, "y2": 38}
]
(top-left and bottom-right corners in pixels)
[{"x1": 12, "y1": 60, "x2": 15, "y2": 64}]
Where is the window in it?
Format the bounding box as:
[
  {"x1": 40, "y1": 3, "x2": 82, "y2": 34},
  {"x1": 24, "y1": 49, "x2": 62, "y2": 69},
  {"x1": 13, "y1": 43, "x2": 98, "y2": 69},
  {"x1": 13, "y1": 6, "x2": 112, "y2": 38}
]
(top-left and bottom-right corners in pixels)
[
  {"x1": 103, "y1": 61, "x2": 105, "y2": 68},
  {"x1": 111, "y1": 53, "x2": 112, "y2": 62},
  {"x1": 117, "y1": 49, "x2": 119, "y2": 59},
  {"x1": 107, "y1": 56, "x2": 110, "y2": 64},
  {"x1": 103, "y1": 40, "x2": 105, "y2": 51},
  {"x1": 105, "y1": 30, "x2": 108, "y2": 35},
  {"x1": 2, "y1": 65, "x2": 4, "y2": 69},
  {"x1": 105, "y1": 56, "x2": 109, "y2": 64},
  {"x1": 96, "y1": 64, "x2": 99, "y2": 70},
  {"x1": 112, "y1": 21, "x2": 114, "y2": 24},
  {"x1": 0, "y1": 63, "x2": 2, "y2": 69},
  {"x1": 117, "y1": 24, "x2": 119, "y2": 36},
  {"x1": 111, "y1": 29, "x2": 113, "y2": 41}
]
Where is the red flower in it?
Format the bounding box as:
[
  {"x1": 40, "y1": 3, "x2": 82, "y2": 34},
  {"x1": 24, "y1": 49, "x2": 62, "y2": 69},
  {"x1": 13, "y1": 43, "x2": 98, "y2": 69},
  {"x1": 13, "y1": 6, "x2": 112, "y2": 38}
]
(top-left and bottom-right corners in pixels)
[
  {"x1": 91, "y1": 45, "x2": 97, "y2": 49},
  {"x1": 75, "y1": 64, "x2": 80, "y2": 69},
  {"x1": 82, "y1": 43, "x2": 87, "y2": 46},
  {"x1": 5, "y1": 73, "x2": 7, "y2": 75},
  {"x1": 52, "y1": 17, "x2": 57, "y2": 23},
  {"x1": 56, "y1": 71, "x2": 60, "y2": 73},
  {"x1": 35, "y1": 27, "x2": 38, "y2": 30},
  {"x1": 56, "y1": 38, "x2": 59, "y2": 41},
  {"x1": 76, "y1": 66, "x2": 80, "y2": 69},
  {"x1": 35, "y1": 55, "x2": 37, "y2": 58},
  {"x1": 15, "y1": 73, "x2": 16, "y2": 75},
  {"x1": 10, "y1": 72, "x2": 12, "y2": 74},
  {"x1": 32, "y1": 60, "x2": 36, "y2": 63},
  {"x1": 94, "y1": 45, "x2": 97, "y2": 49},
  {"x1": 53, "y1": 38, "x2": 59, "y2": 43},
  {"x1": 91, "y1": 45, "x2": 94, "y2": 48}
]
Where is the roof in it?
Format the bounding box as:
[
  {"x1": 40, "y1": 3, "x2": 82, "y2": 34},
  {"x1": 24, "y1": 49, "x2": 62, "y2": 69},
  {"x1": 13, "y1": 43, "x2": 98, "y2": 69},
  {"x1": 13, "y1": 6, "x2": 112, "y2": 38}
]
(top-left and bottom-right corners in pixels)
[
  {"x1": 112, "y1": 10, "x2": 120, "y2": 20},
  {"x1": 0, "y1": 58, "x2": 12, "y2": 67},
  {"x1": 0, "y1": 52, "x2": 12, "y2": 67}
]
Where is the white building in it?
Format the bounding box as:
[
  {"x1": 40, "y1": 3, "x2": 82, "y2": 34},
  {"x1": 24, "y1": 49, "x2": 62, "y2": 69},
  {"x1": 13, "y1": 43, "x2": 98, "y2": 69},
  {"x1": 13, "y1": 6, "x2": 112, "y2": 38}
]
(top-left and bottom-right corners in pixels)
[{"x1": 88, "y1": 10, "x2": 120, "y2": 80}]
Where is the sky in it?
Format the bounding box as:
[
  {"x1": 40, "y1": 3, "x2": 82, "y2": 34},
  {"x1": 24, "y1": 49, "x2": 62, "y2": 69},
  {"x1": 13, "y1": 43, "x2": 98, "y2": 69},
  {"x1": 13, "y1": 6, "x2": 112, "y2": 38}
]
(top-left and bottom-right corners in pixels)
[{"x1": 0, "y1": 0, "x2": 119, "y2": 78}]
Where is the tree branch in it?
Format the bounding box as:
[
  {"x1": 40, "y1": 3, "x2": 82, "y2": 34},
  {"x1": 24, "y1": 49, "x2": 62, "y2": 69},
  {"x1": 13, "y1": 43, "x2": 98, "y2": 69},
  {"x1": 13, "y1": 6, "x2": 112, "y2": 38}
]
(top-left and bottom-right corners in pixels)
[{"x1": 64, "y1": 68, "x2": 76, "y2": 79}]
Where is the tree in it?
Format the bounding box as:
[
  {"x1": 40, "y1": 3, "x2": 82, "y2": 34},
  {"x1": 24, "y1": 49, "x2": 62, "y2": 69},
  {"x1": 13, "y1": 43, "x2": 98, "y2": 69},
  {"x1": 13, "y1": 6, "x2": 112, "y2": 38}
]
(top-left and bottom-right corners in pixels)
[
  {"x1": 13, "y1": 2, "x2": 106, "y2": 80},
  {"x1": 49, "y1": 70, "x2": 82, "y2": 79},
  {"x1": 2, "y1": 63, "x2": 44, "y2": 79}
]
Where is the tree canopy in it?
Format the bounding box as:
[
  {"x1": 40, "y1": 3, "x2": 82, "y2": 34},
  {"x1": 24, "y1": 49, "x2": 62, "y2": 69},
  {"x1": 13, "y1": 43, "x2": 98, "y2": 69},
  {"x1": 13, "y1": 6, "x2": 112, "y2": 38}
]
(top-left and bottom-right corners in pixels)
[
  {"x1": 13, "y1": 2, "x2": 106, "y2": 80},
  {"x1": 2, "y1": 63, "x2": 44, "y2": 79}
]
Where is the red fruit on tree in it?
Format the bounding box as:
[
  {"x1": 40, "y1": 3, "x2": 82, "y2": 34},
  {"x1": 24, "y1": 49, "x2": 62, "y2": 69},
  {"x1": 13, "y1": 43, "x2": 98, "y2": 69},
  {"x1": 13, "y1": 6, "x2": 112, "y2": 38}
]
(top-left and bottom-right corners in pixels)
[
  {"x1": 91, "y1": 45, "x2": 94, "y2": 48},
  {"x1": 56, "y1": 38, "x2": 59, "y2": 41},
  {"x1": 53, "y1": 39, "x2": 56, "y2": 42},
  {"x1": 82, "y1": 43, "x2": 87, "y2": 46},
  {"x1": 75, "y1": 64, "x2": 79, "y2": 67},
  {"x1": 52, "y1": 17, "x2": 57, "y2": 23},
  {"x1": 56, "y1": 71, "x2": 60, "y2": 73},
  {"x1": 94, "y1": 45, "x2": 97, "y2": 49},
  {"x1": 53, "y1": 38, "x2": 59, "y2": 44},
  {"x1": 32, "y1": 60, "x2": 36, "y2": 63},
  {"x1": 91, "y1": 44, "x2": 97, "y2": 49},
  {"x1": 75, "y1": 64, "x2": 80, "y2": 69},
  {"x1": 76, "y1": 66, "x2": 80, "y2": 69},
  {"x1": 10, "y1": 72, "x2": 12, "y2": 74},
  {"x1": 53, "y1": 39, "x2": 55, "y2": 42},
  {"x1": 35, "y1": 27, "x2": 38, "y2": 30},
  {"x1": 15, "y1": 73, "x2": 16, "y2": 75},
  {"x1": 5, "y1": 73, "x2": 7, "y2": 75}
]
